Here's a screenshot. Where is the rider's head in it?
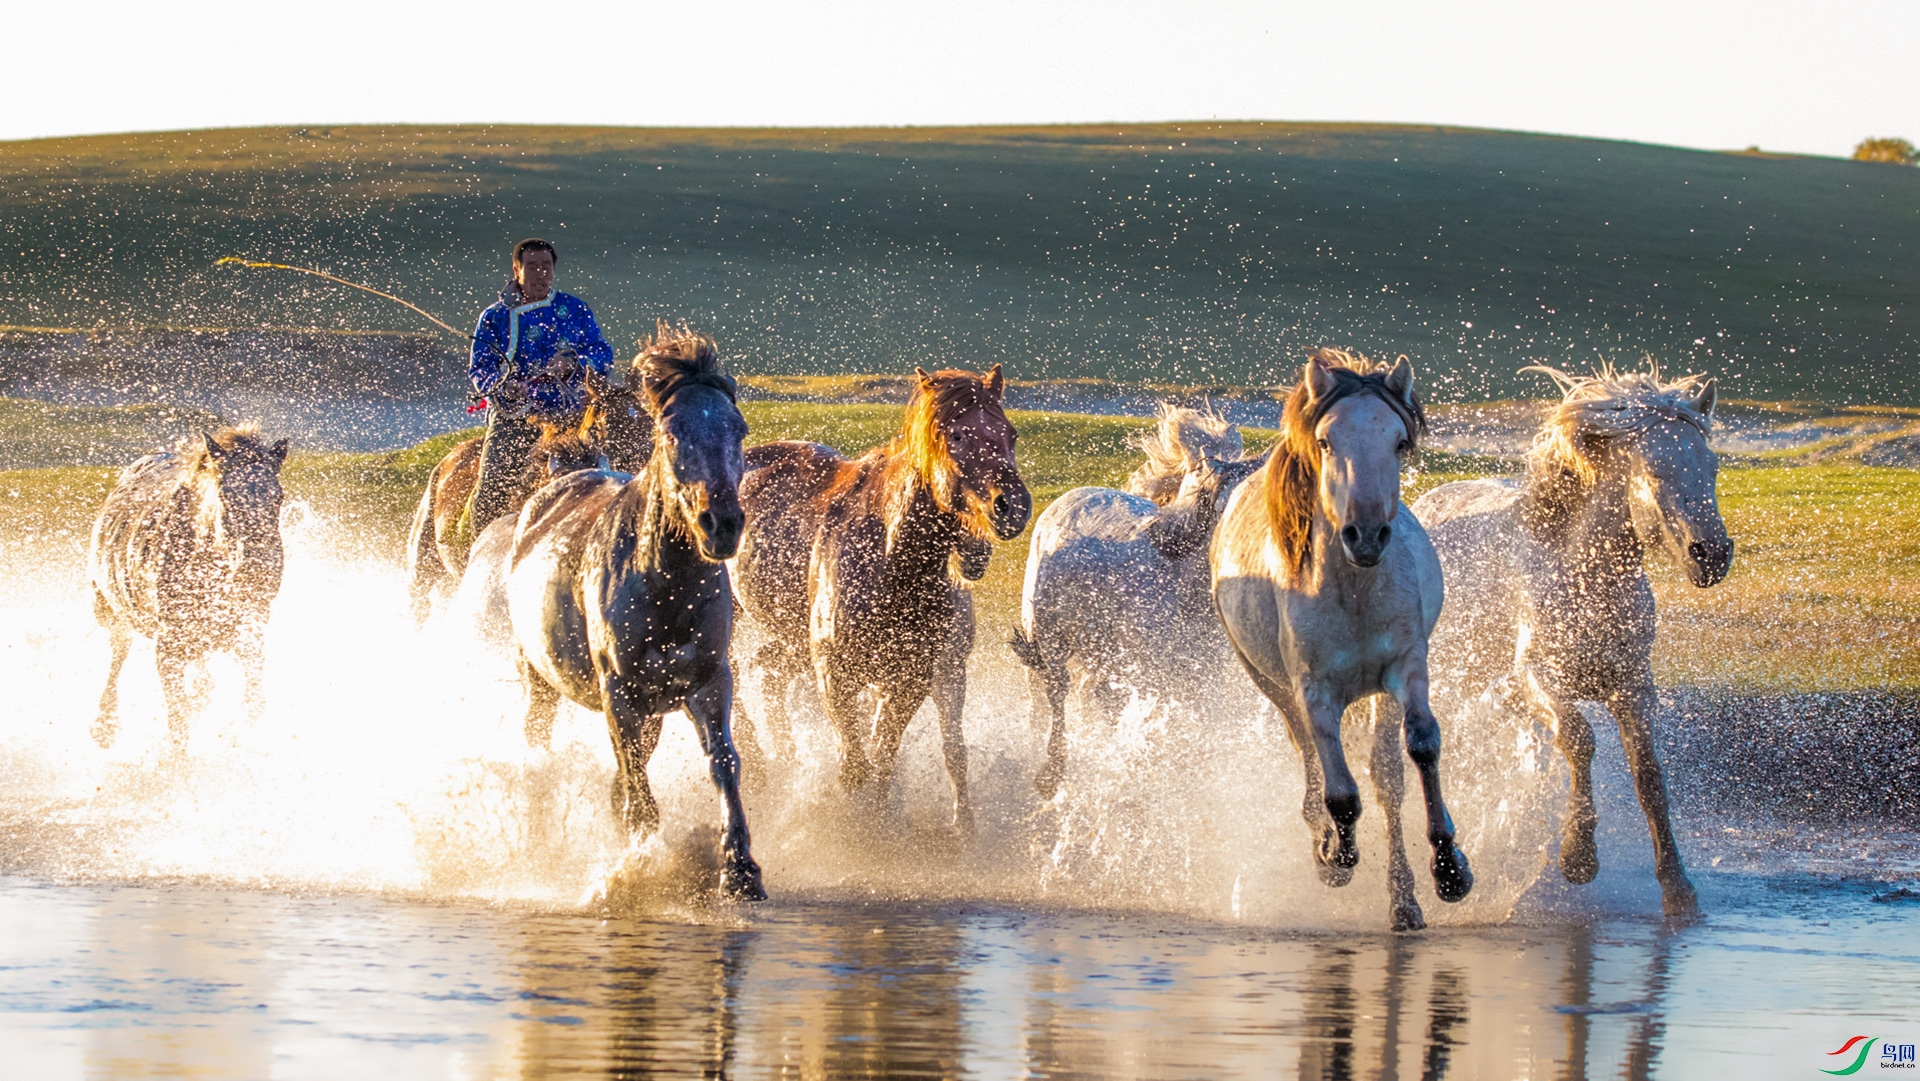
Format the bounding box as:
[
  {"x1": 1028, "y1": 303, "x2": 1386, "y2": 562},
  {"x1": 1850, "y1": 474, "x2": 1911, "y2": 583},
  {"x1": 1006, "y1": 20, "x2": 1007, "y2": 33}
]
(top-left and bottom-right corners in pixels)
[{"x1": 512, "y1": 238, "x2": 557, "y2": 302}]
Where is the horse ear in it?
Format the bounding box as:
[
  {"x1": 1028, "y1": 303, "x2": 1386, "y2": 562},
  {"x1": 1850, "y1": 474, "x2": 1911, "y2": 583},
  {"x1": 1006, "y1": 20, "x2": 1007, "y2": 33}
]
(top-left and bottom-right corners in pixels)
[
  {"x1": 1385, "y1": 356, "x2": 1416, "y2": 405},
  {"x1": 202, "y1": 431, "x2": 225, "y2": 460},
  {"x1": 1303, "y1": 359, "x2": 1338, "y2": 403},
  {"x1": 984, "y1": 364, "x2": 1005, "y2": 399},
  {"x1": 1692, "y1": 378, "x2": 1717, "y2": 422},
  {"x1": 270, "y1": 438, "x2": 289, "y2": 464},
  {"x1": 915, "y1": 366, "x2": 934, "y2": 386}
]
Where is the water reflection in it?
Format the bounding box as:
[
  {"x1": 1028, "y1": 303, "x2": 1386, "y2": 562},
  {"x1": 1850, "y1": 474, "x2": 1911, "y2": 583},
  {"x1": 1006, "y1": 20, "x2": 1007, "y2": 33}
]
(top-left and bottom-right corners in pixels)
[{"x1": 3, "y1": 877, "x2": 1912, "y2": 1080}]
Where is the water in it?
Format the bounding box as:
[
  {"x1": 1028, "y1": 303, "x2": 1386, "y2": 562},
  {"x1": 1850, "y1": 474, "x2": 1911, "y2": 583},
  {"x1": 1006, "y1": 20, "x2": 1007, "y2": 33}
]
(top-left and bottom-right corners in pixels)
[
  {"x1": 2, "y1": 504, "x2": 1917, "y2": 1078},
  {"x1": 6, "y1": 874, "x2": 1919, "y2": 1078}
]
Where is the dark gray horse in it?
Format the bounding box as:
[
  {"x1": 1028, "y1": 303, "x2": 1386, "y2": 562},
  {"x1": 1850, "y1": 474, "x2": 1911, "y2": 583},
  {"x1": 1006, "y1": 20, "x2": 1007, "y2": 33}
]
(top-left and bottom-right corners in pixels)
[
  {"x1": 503, "y1": 328, "x2": 764, "y2": 901},
  {"x1": 88, "y1": 426, "x2": 289, "y2": 749}
]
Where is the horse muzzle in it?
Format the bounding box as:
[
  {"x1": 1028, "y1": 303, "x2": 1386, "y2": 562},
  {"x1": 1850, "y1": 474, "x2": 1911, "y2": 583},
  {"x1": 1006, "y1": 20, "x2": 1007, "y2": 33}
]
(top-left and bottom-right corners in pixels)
[
  {"x1": 694, "y1": 498, "x2": 745, "y2": 562},
  {"x1": 1688, "y1": 537, "x2": 1733, "y2": 587},
  {"x1": 988, "y1": 485, "x2": 1032, "y2": 541},
  {"x1": 1339, "y1": 522, "x2": 1393, "y2": 568}
]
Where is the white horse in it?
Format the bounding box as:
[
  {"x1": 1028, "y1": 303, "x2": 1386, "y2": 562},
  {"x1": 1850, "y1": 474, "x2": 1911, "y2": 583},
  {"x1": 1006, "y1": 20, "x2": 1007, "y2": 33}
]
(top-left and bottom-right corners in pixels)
[
  {"x1": 1212, "y1": 350, "x2": 1472, "y2": 932},
  {"x1": 1412, "y1": 365, "x2": 1729, "y2": 919},
  {"x1": 1011, "y1": 405, "x2": 1264, "y2": 797}
]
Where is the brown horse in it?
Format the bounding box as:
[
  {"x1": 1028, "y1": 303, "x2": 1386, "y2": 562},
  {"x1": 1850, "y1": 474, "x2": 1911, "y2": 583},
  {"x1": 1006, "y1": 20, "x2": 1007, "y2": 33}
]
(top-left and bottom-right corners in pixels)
[
  {"x1": 89, "y1": 426, "x2": 289, "y2": 749},
  {"x1": 732, "y1": 366, "x2": 1031, "y2": 830},
  {"x1": 503, "y1": 328, "x2": 763, "y2": 899},
  {"x1": 405, "y1": 368, "x2": 651, "y2": 623}
]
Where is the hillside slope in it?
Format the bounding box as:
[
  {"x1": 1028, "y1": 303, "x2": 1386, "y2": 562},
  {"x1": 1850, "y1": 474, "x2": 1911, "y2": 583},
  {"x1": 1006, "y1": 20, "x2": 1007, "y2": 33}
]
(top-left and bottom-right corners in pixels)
[{"x1": 4, "y1": 123, "x2": 1917, "y2": 403}]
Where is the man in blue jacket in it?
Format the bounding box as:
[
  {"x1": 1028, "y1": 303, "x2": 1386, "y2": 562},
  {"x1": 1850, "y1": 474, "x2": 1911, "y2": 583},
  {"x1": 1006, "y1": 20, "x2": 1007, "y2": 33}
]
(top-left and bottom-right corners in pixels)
[{"x1": 459, "y1": 237, "x2": 616, "y2": 548}]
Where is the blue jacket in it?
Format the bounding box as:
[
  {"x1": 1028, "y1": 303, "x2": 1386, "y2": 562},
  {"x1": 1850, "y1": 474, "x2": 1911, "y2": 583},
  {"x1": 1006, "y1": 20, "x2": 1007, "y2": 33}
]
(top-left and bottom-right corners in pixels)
[{"x1": 470, "y1": 288, "x2": 615, "y2": 413}]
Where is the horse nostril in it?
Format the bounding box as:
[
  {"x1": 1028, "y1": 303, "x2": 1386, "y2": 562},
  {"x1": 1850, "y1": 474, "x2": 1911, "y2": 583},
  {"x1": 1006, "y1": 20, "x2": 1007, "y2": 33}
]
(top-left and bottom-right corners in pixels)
[
  {"x1": 994, "y1": 493, "x2": 1011, "y2": 515},
  {"x1": 1377, "y1": 524, "x2": 1392, "y2": 547},
  {"x1": 1340, "y1": 525, "x2": 1360, "y2": 546},
  {"x1": 698, "y1": 511, "x2": 716, "y2": 535}
]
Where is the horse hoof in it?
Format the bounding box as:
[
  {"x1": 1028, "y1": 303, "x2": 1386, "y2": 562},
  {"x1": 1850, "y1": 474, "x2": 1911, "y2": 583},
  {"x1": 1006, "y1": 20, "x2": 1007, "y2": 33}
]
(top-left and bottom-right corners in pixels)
[
  {"x1": 1662, "y1": 884, "x2": 1702, "y2": 922},
  {"x1": 1391, "y1": 902, "x2": 1427, "y2": 933},
  {"x1": 1313, "y1": 841, "x2": 1358, "y2": 888},
  {"x1": 722, "y1": 857, "x2": 767, "y2": 902},
  {"x1": 1033, "y1": 762, "x2": 1063, "y2": 801},
  {"x1": 1559, "y1": 843, "x2": 1599, "y2": 885},
  {"x1": 1433, "y1": 844, "x2": 1474, "y2": 903},
  {"x1": 90, "y1": 717, "x2": 117, "y2": 750}
]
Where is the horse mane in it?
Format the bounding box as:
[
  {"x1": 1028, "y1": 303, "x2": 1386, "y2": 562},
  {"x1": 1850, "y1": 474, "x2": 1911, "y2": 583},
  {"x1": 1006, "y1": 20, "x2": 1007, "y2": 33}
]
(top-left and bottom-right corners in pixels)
[
  {"x1": 1264, "y1": 348, "x2": 1426, "y2": 580},
  {"x1": 630, "y1": 321, "x2": 736, "y2": 416},
  {"x1": 1524, "y1": 362, "x2": 1711, "y2": 486},
  {"x1": 1125, "y1": 402, "x2": 1247, "y2": 504},
  {"x1": 870, "y1": 369, "x2": 1006, "y2": 531},
  {"x1": 181, "y1": 424, "x2": 275, "y2": 472}
]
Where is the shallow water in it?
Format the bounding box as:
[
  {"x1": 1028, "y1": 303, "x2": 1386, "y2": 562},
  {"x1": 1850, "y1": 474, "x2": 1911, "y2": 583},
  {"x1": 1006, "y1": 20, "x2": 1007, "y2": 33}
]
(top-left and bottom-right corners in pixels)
[
  {"x1": 6, "y1": 870, "x2": 1920, "y2": 1079},
  {"x1": 3, "y1": 507, "x2": 1917, "y2": 1078}
]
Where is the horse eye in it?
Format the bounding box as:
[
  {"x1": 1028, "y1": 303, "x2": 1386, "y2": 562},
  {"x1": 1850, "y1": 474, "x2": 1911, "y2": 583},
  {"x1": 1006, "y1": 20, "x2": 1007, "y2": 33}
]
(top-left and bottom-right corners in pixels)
[
  {"x1": 1397, "y1": 440, "x2": 1410, "y2": 454},
  {"x1": 1316, "y1": 438, "x2": 1329, "y2": 451}
]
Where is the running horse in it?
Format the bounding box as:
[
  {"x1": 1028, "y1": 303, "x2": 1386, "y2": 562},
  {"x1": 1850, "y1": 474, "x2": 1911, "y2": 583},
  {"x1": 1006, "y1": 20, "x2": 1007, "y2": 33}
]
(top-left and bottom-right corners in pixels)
[
  {"x1": 405, "y1": 367, "x2": 651, "y2": 622},
  {"x1": 732, "y1": 366, "x2": 1031, "y2": 831},
  {"x1": 1012, "y1": 404, "x2": 1266, "y2": 797},
  {"x1": 1212, "y1": 349, "x2": 1473, "y2": 932},
  {"x1": 1413, "y1": 364, "x2": 1729, "y2": 919},
  {"x1": 503, "y1": 328, "x2": 763, "y2": 900},
  {"x1": 89, "y1": 426, "x2": 289, "y2": 749}
]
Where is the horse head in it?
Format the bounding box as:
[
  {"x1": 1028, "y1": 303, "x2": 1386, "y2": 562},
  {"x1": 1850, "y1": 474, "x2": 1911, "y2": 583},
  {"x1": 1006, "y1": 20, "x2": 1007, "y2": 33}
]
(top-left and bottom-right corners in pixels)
[
  {"x1": 910, "y1": 364, "x2": 1031, "y2": 541},
  {"x1": 582, "y1": 365, "x2": 655, "y2": 473},
  {"x1": 1525, "y1": 365, "x2": 1733, "y2": 587},
  {"x1": 1294, "y1": 351, "x2": 1422, "y2": 569},
  {"x1": 1621, "y1": 380, "x2": 1731, "y2": 586},
  {"x1": 198, "y1": 428, "x2": 288, "y2": 542},
  {"x1": 636, "y1": 326, "x2": 748, "y2": 563},
  {"x1": 533, "y1": 413, "x2": 609, "y2": 476}
]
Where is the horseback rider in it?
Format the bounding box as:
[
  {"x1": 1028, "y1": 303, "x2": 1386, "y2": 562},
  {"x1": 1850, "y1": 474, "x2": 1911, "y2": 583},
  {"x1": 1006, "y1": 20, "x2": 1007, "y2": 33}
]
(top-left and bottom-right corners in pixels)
[{"x1": 458, "y1": 238, "x2": 615, "y2": 545}]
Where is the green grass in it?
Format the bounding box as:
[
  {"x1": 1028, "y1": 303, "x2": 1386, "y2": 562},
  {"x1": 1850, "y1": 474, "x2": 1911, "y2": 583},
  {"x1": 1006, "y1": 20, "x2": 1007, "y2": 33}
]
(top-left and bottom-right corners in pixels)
[
  {"x1": 5, "y1": 403, "x2": 1917, "y2": 691},
  {"x1": 5, "y1": 123, "x2": 1917, "y2": 403}
]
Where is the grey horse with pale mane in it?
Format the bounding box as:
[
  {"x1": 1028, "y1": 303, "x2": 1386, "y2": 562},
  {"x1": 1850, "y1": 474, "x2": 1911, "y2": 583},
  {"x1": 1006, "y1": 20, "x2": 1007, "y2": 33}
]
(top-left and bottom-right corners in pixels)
[
  {"x1": 1212, "y1": 349, "x2": 1472, "y2": 932},
  {"x1": 89, "y1": 426, "x2": 288, "y2": 749},
  {"x1": 1412, "y1": 364, "x2": 1730, "y2": 919},
  {"x1": 1011, "y1": 404, "x2": 1265, "y2": 798}
]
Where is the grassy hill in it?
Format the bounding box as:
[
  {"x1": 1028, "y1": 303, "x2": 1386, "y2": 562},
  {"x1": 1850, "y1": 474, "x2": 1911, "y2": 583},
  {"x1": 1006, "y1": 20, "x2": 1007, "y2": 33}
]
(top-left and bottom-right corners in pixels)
[{"x1": 4, "y1": 123, "x2": 1917, "y2": 405}]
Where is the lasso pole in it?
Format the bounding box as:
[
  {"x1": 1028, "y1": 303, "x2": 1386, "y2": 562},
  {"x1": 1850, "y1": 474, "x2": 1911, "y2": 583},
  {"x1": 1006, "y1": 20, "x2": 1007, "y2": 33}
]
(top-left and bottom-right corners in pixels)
[{"x1": 213, "y1": 257, "x2": 472, "y2": 343}]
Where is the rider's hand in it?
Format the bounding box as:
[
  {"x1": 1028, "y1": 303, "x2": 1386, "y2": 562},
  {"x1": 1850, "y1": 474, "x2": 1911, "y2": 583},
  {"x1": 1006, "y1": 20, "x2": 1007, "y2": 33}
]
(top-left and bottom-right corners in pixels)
[
  {"x1": 545, "y1": 347, "x2": 582, "y2": 382},
  {"x1": 490, "y1": 377, "x2": 529, "y2": 416}
]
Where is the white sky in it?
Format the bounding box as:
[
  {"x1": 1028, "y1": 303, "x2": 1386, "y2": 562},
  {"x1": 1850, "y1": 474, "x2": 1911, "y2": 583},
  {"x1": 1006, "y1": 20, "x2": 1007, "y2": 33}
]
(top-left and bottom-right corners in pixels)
[{"x1": 12, "y1": 0, "x2": 1918, "y2": 156}]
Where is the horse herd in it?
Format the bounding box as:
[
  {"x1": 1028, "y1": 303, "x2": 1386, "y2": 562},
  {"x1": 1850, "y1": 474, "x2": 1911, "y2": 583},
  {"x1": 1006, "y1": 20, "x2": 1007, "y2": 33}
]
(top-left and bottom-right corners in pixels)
[{"x1": 81, "y1": 327, "x2": 1730, "y2": 929}]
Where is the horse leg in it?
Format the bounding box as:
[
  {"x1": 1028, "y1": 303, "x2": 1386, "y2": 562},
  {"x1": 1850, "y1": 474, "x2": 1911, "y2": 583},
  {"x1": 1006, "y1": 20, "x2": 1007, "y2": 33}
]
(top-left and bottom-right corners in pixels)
[
  {"x1": 686, "y1": 666, "x2": 766, "y2": 901},
  {"x1": 727, "y1": 683, "x2": 772, "y2": 799},
  {"x1": 1237, "y1": 660, "x2": 1343, "y2": 883},
  {"x1": 519, "y1": 655, "x2": 562, "y2": 749},
  {"x1": 1609, "y1": 684, "x2": 1699, "y2": 919},
  {"x1": 930, "y1": 649, "x2": 973, "y2": 833},
  {"x1": 1402, "y1": 666, "x2": 1473, "y2": 903},
  {"x1": 154, "y1": 631, "x2": 197, "y2": 751},
  {"x1": 871, "y1": 677, "x2": 932, "y2": 813},
  {"x1": 92, "y1": 594, "x2": 129, "y2": 749},
  {"x1": 601, "y1": 680, "x2": 664, "y2": 838},
  {"x1": 1030, "y1": 656, "x2": 1070, "y2": 800},
  {"x1": 236, "y1": 619, "x2": 268, "y2": 722},
  {"x1": 405, "y1": 484, "x2": 444, "y2": 626},
  {"x1": 1301, "y1": 685, "x2": 1363, "y2": 886},
  {"x1": 750, "y1": 639, "x2": 799, "y2": 760},
  {"x1": 1525, "y1": 671, "x2": 1599, "y2": 884},
  {"x1": 817, "y1": 665, "x2": 874, "y2": 792},
  {"x1": 1370, "y1": 696, "x2": 1425, "y2": 932}
]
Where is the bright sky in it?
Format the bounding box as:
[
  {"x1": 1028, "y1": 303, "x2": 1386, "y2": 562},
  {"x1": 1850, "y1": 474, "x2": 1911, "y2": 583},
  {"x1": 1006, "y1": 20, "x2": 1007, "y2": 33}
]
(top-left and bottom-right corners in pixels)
[{"x1": 13, "y1": 0, "x2": 1918, "y2": 156}]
